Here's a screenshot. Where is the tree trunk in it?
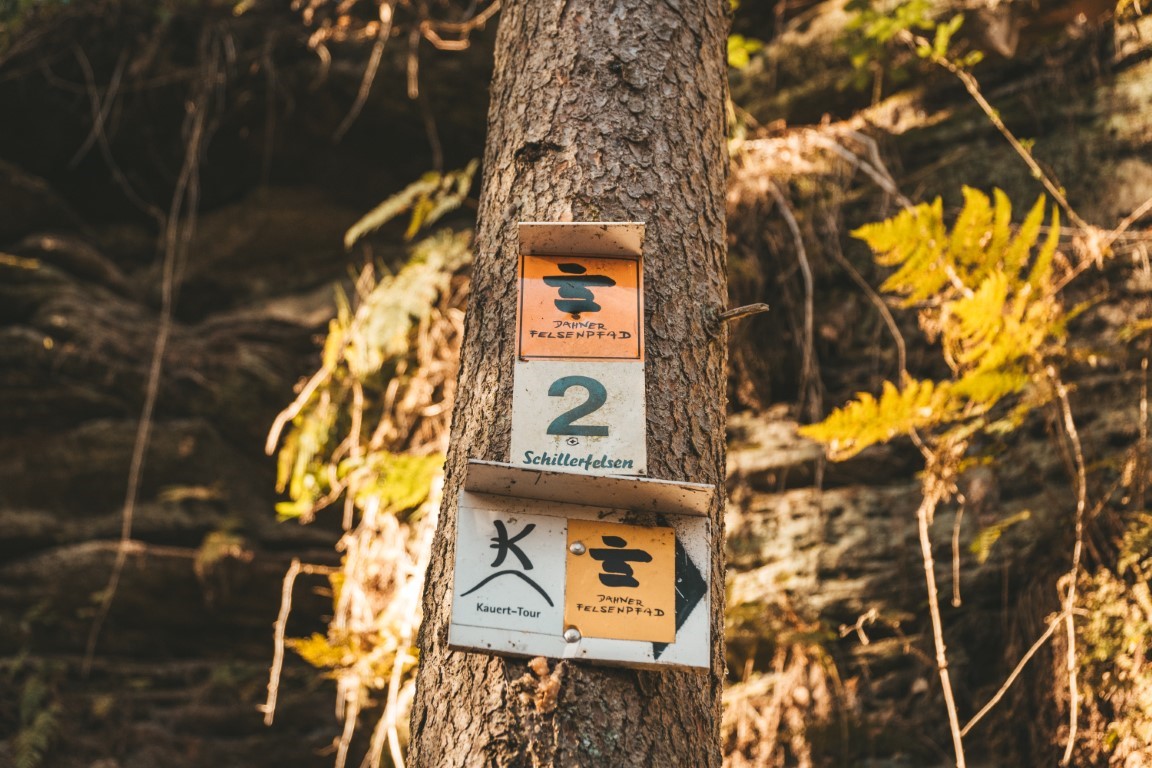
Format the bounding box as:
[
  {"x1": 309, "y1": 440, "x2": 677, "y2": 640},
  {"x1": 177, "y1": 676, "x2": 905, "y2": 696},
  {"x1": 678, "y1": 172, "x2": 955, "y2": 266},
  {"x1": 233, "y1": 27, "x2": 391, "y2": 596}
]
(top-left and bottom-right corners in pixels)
[{"x1": 408, "y1": 0, "x2": 731, "y2": 765}]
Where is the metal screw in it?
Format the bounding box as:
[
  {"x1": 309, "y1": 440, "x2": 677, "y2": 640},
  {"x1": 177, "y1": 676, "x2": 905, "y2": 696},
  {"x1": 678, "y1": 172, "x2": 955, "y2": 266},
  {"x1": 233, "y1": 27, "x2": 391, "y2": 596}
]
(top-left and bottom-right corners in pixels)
[
  {"x1": 563, "y1": 627, "x2": 581, "y2": 643},
  {"x1": 568, "y1": 541, "x2": 587, "y2": 556}
]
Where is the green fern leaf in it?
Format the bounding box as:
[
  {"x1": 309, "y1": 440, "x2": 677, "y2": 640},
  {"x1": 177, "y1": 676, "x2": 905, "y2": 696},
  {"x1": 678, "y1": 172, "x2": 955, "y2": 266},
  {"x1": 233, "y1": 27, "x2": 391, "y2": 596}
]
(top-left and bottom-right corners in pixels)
[
  {"x1": 344, "y1": 174, "x2": 440, "y2": 251},
  {"x1": 348, "y1": 452, "x2": 445, "y2": 515},
  {"x1": 351, "y1": 229, "x2": 472, "y2": 375}
]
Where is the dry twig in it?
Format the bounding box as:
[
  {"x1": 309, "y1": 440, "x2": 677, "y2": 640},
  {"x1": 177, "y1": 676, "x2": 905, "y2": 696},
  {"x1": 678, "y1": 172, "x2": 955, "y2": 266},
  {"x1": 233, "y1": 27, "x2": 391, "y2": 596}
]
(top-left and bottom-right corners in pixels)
[
  {"x1": 960, "y1": 610, "x2": 1069, "y2": 738},
  {"x1": 1049, "y1": 368, "x2": 1088, "y2": 765},
  {"x1": 915, "y1": 487, "x2": 967, "y2": 768},
  {"x1": 767, "y1": 181, "x2": 821, "y2": 422},
  {"x1": 83, "y1": 33, "x2": 218, "y2": 676}
]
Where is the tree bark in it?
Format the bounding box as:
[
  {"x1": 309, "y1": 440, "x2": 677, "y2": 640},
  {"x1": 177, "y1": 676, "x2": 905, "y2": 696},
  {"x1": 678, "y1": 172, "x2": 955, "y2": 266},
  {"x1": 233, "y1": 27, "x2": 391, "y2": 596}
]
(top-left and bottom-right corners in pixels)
[{"x1": 408, "y1": 0, "x2": 731, "y2": 765}]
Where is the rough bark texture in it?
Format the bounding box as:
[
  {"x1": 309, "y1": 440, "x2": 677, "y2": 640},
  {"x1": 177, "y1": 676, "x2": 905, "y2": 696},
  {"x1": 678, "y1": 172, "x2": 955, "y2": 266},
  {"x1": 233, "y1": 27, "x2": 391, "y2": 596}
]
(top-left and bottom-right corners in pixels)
[{"x1": 408, "y1": 0, "x2": 731, "y2": 765}]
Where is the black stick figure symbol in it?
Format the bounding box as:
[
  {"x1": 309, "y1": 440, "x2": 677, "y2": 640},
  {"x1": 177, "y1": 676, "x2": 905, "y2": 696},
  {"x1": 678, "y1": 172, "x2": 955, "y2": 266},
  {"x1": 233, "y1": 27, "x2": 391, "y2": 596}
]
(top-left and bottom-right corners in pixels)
[
  {"x1": 543, "y1": 263, "x2": 616, "y2": 315},
  {"x1": 589, "y1": 535, "x2": 652, "y2": 588}
]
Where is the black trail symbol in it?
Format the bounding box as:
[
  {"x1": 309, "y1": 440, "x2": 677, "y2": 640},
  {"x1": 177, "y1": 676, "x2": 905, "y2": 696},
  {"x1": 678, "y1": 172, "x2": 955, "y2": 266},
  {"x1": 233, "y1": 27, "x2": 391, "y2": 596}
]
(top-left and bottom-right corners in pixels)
[
  {"x1": 490, "y1": 520, "x2": 534, "y2": 569},
  {"x1": 589, "y1": 534, "x2": 652, "y2": 588},
  {"x1": 543, "y1": 263, "x2": 616, "y2": 315},
  {"x1": 460, "y1": 520, "x2": 553, "y2": 605}
]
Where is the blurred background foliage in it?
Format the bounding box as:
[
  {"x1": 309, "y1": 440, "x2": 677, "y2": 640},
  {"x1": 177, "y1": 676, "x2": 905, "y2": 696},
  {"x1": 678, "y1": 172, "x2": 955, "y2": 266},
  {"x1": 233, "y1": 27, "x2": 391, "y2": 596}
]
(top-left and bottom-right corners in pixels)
[{"x1": 1, "y1": 0, "x2": 1151, "y2": 767}]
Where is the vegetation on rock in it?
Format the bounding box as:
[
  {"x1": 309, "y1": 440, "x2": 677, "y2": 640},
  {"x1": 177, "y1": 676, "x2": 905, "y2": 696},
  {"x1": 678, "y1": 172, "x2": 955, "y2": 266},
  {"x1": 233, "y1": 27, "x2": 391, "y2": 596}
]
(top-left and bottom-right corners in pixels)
[{"x1": 1, "y1": 0, "x2": 1150, "y2": 766}]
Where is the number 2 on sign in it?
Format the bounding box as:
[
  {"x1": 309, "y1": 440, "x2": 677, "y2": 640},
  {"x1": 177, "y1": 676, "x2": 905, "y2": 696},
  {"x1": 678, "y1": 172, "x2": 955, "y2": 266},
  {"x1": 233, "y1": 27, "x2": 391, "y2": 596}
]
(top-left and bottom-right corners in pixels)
[{"x1": 546, "y1": 376, "x2": 609, "y2": 436}]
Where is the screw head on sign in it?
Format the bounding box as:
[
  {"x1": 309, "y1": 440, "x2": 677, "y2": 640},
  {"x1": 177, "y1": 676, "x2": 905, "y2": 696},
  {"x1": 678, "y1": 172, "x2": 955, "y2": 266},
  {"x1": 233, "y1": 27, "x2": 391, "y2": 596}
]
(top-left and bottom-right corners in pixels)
[
  {"x1": 563, "y1": 627, "x2": 581, "y2": 643},
  {"x1": 568, "y1": 541, "x2": 587, "y2": 556}
]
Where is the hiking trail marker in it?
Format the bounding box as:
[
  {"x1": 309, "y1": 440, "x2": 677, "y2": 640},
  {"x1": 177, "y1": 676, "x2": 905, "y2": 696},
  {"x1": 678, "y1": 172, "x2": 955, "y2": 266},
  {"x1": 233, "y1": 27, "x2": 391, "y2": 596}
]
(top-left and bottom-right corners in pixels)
[
  {"x1": 449, "y1": 462, "x2": 712, "y2": 669},
  {"x1": 449, "y1": 222, "x2": 714, "y2": 671},
  {"x1": 510, "y1": 222, "x2": 647, "y2": 475}
]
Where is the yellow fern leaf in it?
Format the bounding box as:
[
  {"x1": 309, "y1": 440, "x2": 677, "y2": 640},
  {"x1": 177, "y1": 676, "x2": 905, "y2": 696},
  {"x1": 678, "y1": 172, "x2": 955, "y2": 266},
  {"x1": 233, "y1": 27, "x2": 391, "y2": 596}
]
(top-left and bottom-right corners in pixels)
[
  {"x1": 945, "y1": 269, "x2": 1009, "y2": 367},
  {"x1": 1002, "y1": 194, "x2": 1047, "y2": 276},
  {"x1": 801, "y1": 378, "x2": 956, "y2": 460},
  {"x1": 821, "y1": 187, "x2": 1066, "y2": 463},
  {"x1": 1026, "y1": 205, "x2": 1060, "y2": 291},
  {"x1": 988, "y1": 188, "x2": 1014, "y2": 264},
  {"x1": 855, "y1": 198, "x2": 953, "y2": 304},
  {"x1": 949, "y1": 186, "x2": 995, "y2": 280},
  {"x1": 951, "y1": 368, "x2": 1030, "y2": 410}
]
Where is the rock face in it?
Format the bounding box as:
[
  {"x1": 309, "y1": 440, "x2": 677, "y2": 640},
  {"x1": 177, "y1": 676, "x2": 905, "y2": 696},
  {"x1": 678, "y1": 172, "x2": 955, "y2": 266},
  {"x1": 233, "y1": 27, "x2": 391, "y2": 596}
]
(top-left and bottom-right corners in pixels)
[
  {"x1": 720, "y1": 6, "x2": 1152, "y2": 766},
  {"x1": 0, "y1": 4, "x2": 492, "y2": 766},
  {"x1": 0, "y1": 165, "x2": 361, "y2": 768}
]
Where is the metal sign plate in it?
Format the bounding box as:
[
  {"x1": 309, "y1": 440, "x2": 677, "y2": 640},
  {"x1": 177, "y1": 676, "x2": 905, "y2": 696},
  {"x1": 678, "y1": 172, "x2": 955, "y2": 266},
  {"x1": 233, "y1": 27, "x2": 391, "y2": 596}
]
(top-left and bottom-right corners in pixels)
[
  {"x1": 448, "y1": 490, "x2": 711, "y2": 670},
  {"x1": 450, "y1": 505, "x2": 566, "y2": 635},
  {"x1": 517, "y1": 254, "x2": 643, "y2": 361},
  {"x1": 518, "y1": 222, "x2": 645, "y2": 258},
  {"x1": 509, "y1": 360, "x2": 647, "y2": 476},
  {"x1": 565, "y1": 519, "x2": 675, "y2": 643},
  {"x1": 463, "y1": 460, "x2": 713, "y2": 517}
]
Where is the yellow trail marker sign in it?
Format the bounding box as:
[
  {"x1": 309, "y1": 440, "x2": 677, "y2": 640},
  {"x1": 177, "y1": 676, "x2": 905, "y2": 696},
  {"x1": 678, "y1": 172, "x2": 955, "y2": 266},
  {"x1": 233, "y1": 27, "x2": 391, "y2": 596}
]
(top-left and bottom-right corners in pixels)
[{"x1": 564, "y1": 519, "x2": 675, "y2": 643}]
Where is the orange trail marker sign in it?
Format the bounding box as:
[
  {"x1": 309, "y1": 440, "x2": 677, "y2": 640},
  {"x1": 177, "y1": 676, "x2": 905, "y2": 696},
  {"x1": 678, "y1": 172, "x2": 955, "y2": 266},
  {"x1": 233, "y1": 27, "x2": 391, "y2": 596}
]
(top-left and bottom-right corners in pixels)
[
  {"x1": 518, "y1": 254, "x2": 643, "y2": 361},
  {"x1": 564, "y1": 519, "x2": 675, "y2": 643}
]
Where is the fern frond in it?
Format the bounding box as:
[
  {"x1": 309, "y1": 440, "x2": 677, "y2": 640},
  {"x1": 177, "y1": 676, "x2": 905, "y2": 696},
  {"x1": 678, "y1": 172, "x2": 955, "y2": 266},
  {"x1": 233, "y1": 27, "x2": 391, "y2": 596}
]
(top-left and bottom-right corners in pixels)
[
  {"x1": 14, "y1": 704, "x2": 59, "y2": 768},
  {"x1": 988, "y1": 188, "x2": 1014, "y2": 265},
  {"x1": 418, "y1": 158, "x2": 479, "y2": 234},
  {"x1": 970, "y1": 509, "x2": 1032, "y2": 564},
  {"x1": 817, "y1": 187, "x2": 1069, "y2": 464},
  {"x1": 1003, "y1": 194, "x2": 1046, "y2": 277},
  {"x1": 800, "y1": 378, "x2": 956, "y2": 460},
  {"x1": 945, "y1": 268, "x2": 1010, "y2": 368},
  {"x1": 863, "y1": 199, "x2": 954, "y2": 304},
  {"x1": 949, "y1": 186, "x2": 995, "y2": 281},
  {"x1": 345, "y1": 174, "x2": 440, "y2": 251},
  {"x1": 951, "y1": 368, "x2": 1030, "y2": 411},
  {"x1": 1026, "y1": 205, "x2": 1060, "y2": 292},
  {"x1": 1118, "y1": 317, "x2": 1152, "y2": 342},
  {"x1": 273, "y1": 227, "x2": 470, "y2": 522},
  {"x1": 350, "y1": 229, "x2": 472, "y2": 375},
  {"x1": 344, "y1": 452, "x2": 444, "y2": 515},
  {"x1": 344, "y1": 160, "x2": 478, "y2": 250}
]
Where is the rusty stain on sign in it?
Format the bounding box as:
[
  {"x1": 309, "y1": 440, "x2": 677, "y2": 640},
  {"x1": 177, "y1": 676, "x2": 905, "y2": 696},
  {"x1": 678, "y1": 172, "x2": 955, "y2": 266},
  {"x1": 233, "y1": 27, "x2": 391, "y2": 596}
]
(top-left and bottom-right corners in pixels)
[{"x1": 564, "y1": 519, "x2": 675, "y2": 643}]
